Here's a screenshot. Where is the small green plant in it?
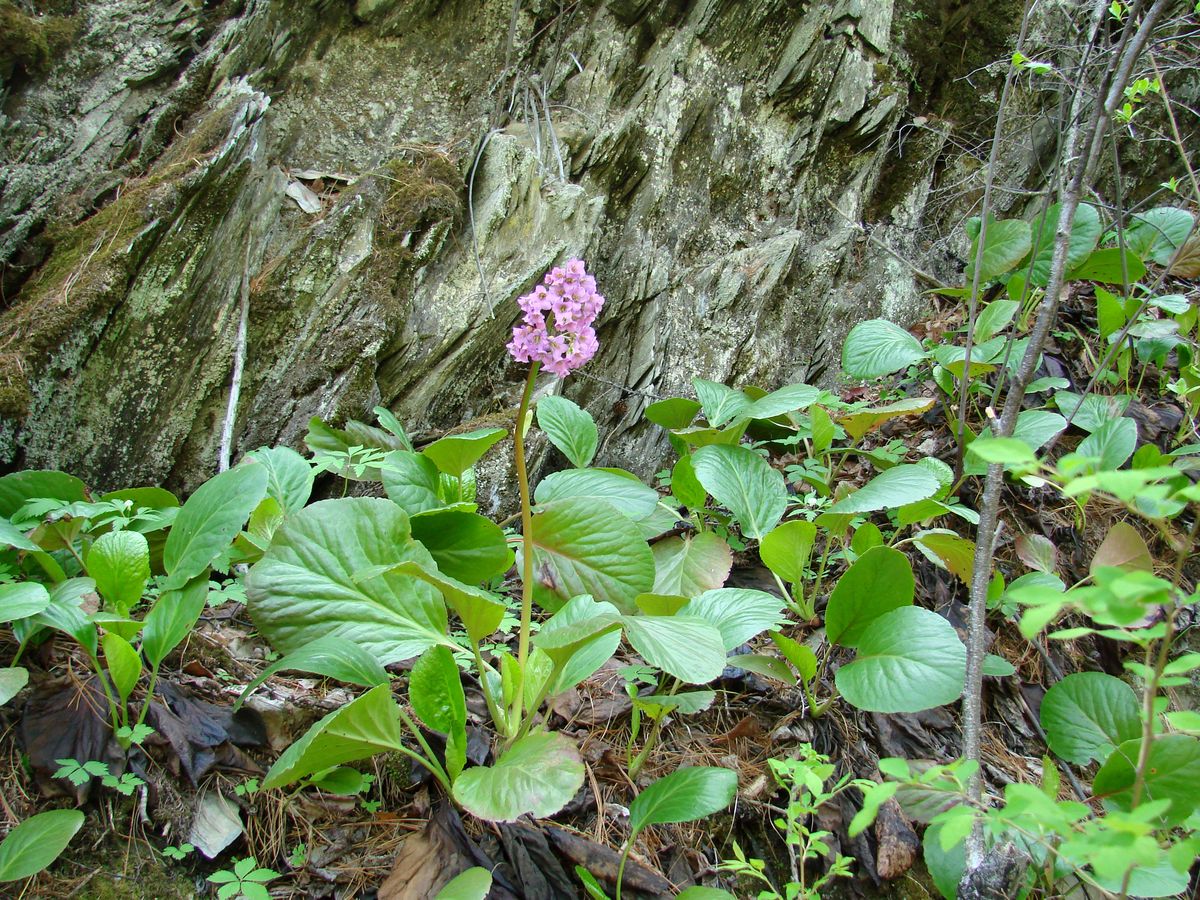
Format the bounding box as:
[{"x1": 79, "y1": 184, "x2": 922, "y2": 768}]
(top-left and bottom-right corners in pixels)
[
  {"x1": 206, "y1": 856, "x2": 281, "y2": 900},
  {"x1": 287, "y1": 843, "x2": 307, "y2": 868},
  {"x1": 161, "y1": 843, "x2": 194, "y2": 861}
]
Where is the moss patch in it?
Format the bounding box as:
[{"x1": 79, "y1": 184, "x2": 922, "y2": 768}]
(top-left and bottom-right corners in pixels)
[{"x1": 0, "y1": 1, "x2": 77, "y2": 81}]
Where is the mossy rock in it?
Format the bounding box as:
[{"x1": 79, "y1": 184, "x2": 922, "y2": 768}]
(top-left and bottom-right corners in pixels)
[{"x1": 0, "y1": 1, "x2": 77, "y2": 82}]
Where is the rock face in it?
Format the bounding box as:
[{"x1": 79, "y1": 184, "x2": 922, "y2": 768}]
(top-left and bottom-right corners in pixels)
[{"x1": 0, "y1": 0, "x2": 1025, "y2": 491}]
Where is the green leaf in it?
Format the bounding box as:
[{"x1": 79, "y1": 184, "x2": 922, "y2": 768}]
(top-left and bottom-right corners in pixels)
[
  {"x1": 629, "y1": 766, "x2": 737, "y2": 832},
  {"x1": 0, "y1": 668, "x2": 28, "y2": 706},
  {"x1": 1040, "y1": 672, "x2": 1140, "y2": 765},
  {"x1": 1024, "y1": 202, "x2": 1101, "y2": 286},
  {"x1": 381, "y1": 450, "x2": 444, "y2": 516},
  {"x1": 536, "y1": 596, "x2": 623, "y2": 694},
  {"x1": 621, "y1": 615, "x2": 726, "y2": 683},
  {"x1": 529, "y1": 499, "x2": 655, "y2": 614},
  {"x1": 1093, "y1": 735, "x2": 1200, "y2": 826},
  {"x1": 810, "y1": 405, "x2": 835, "y2": 454},
  {"x1": 100, "y1": 486, "x2": 180, "y2": 510},
  {"x1": 1014, "y1": 410, "x2": 1067, "y2": 451},
  {"x1": 841, "y1": 319, "x2": 927, "y2": 379},
  {"x1": 422, "y1": 428, "x2": 506, "y2": 477},
  {"x1": 635, "y1": 690, "x2": 715, "y2": 717},
  {"x1": 35, "y1": 578, "x2": 97, "y2": 657},
  {"x1": 235, "y1": 636, "x2": 388, "y2": 710},
  {"x1": 246, "y1": 498, "x2": 448, "y2": 664},
  {"x1": 101, "y1": 633, "x2": 141, "y2": 705},
  {"x1": 262, "y1": 684, "x2": 404, "y2": 789},
  {"x1": 385, "y1": 559, "x2": 506, "y2": 646},
  {"x1": 1090, "y1": 521, "x2": 1153, "y2": 575},
  {"x1": 680, "y1": 589, "x2": 785, "y2": 651},
  {"x1": 651, "y1": 533, "x2": 732, "y2": 598},
  {"x1": 691, "y1": 445, "x2": 787, "y2": 539},
  {"x1": 728, "y1": 653, "x2": 795, "y2": 684},
  {"x1": 0, "y1": 471, "x2": 86, "y2": 519},
  {"x1": 141, "y1": 574, "x2": 209, "y2": 669},
  {"x1": 966, "y1": 436, "x2": 1037, "y2": 466},
  {"x1": 452, "y1": 731, "x2": 584, "y2": 822},
  {"x1": 1078, "y1": 417, "x2": 1137, "y2": 470},
  {"x1": 759, "y1": 520, "x2": 817, "y2": 585},
  {"x1": 670, "y1": 455, "x2": 707, "y2": 511},
  {"x1": 246, "y1": 446, "x2": 314, "y2": 514},
  {"x1": 911, "y1": 530, "x2": 975, "y2": 584},
  {"x1": 0, "y1": 583, "x2": 49, "y2": 623},
  {"x1": 1052, "y1": 391, "x2": 1131, "y2": 433},
  {"x1": 308, "y1": 766, "x2": 365, "y2": 794},
  {"x1": 982, "y1": 654, "x2": 1015, "y2": 676},
  {"x1": 1067, "y1": 248, "x2": 1146, "y2": 283},
  {"x1": 410, "y1": 509, "x2": 509, "y2": 584},
  {"x1": 163, "y1": 465, "x2": 268, "y2": 588},
  {"x1": 86, "y1": 530, "x2": 150, "y2": 614},
  {"x1": 693, "y1": 378, "x2": 752, "y2": 427},
  {"x1": 0, "y1": 809, "x2": 84, "y2": 882},
  {"x1": 744, "y1": 383, "x2": 821, "y2": 419},
  {"x1": 537, "y1": 396, "x2": 598, "y2": 468},
  {"x1": 770, "y1": 631, "x2": 817, "y2": 682},
  {"x1": 644, "y1": 398, "x2": 700, "y2": 430},
  {"x1": 967, "y1": 218, "x2": 1032, "y2": 282},
  {"x1": 973, "y1": 299, "x2": 1020, "y2": 342},
  {"x1": 410, "y1": 646, "x2": 467, "y2": 780},
  {"x1": 839, "y1": 398, "x2": 935, "y2": 442},
  {"x1": 535, "y1": 469, "x2": 658, "y2": 520},
  {"x1": 1123, "y1": 207, "x2": 1195, "y2": 265},
  {"x1": 677, "y1": 887, "x2": 737, "y2": 899},
  {"x1": 0, "y1": 519, "x2": 38, "y2": 552},
  {"x1": 1093, "y1": 855, "x2": 1190, "y2": 898},
  {"x1": 835, "y1": 607, "x2": 966, "y2": 713},
  {"x1": 923, "y1": 821, "x2": 966, "y2": 900},
  {"x1": 434, "y1": 867, "x2": 494, "y2": 900},
  {"x1": 825, "y1": 546, "x2": 914, "y2": 647},
  {"x1": 829, "y1": 465, "x2": 940, "y2": 515}
]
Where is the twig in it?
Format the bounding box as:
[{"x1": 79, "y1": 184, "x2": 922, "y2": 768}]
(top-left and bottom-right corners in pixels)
[{"x1": 218, "y1": 244, "x2": 251, "y2": 472}]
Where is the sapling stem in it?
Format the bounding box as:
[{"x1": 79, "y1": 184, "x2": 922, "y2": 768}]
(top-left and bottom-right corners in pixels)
[{"x1": 510, "y1": 361, "x2": 541, "y2": 735}]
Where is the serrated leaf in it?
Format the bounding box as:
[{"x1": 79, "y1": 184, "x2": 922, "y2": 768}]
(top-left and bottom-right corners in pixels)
[
  {"x1": 537, "y1": 396, "x2": 598, "y2": 468},
  {"x1": 453, "y1": 731, "x2": 583, "y2": 822},
  {"x1": 841, "y1": 319, "x2": 927, "y2": 379}
]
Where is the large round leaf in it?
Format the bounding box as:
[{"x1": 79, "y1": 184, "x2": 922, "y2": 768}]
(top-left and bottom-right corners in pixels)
[
  {"x1": 0, "y1": 583, "x2": 49, "y2": 623},
  {"x1": 529, "y1": 499, "x2": 654, "y2": 614},
  {"x1": 1040, "y1": 672, "x2": 1140, "y2": 766},
  {"x1": 1092, "y1": 735, "x2": 1200, "y2": 826},
  {"x1": 536, "y1": 396, "x2": 598, "y2": 468},
  {"x1": 381, "y1": 450, "x2": 443, "y2": 516},
  {"x1": 651, "y1": 533, "x2": 733, "y2": 598},
  {"x1": 86, "y1": 530, "x2": 150, "y2": 614},
  {"x1": 452, "y1": 731, "x2": 583, "y2": 822},
  {"x1": 246, "y1": 498, "x2": 448, "y2": 664},
  {"x1": 680, "y1": 589, "x2": 785, "y2": 651},
  {"x1": 163, "y1": 464, "x2": 268, "y2": 588},
  {"x1": 0, "y1": 809, "x2": 84, "y2": 882},
  {"x1": 966, "y1": 218, "x2": 1031, "y2": 283},
  {"x1": 835, "y1": 607, "x2": 966, "y2": 713},
  {"x1": 691, "y1": 444, "x2": 787, "y2": 539},
  {"x1": 629, "y1": 766, "x2": 737, "y2": 831},
  {"x1": 841, "y1": 319, "x2": 926, "y2": 379},
  {"x1": 759, "y1": 520, "x2": 817, "y2": 585},
  {"x1": 621, "y1": 615, "x2": 725, "y2": 683},
  {"x1": 534, "y1": 469, "x2": 658, "y2": 520},
  {"x1": 1124, "y1": 207, "x2": 1195, "y2": 265},
  {"x1": 1024, "y1": 202, "x2": 1100, "y2": 286},
  {"x1": 0, "y1": 471, "x2": 86, "y2": 518},
  {"x1": 246, "y1": 446, "x2": 314, "y2": 514},
  {"x1": 421, "y1": 428, "x2": 506, "y2": 477},
  {"x1": 829, "y1": 465, "x2": 939, "y2": 515},
  {"x1": 410, "y1": 508, "x2": 509, "y2": 584},
  {"x1": 825, "y1": 546, "x2": 914, "y2": 647}
]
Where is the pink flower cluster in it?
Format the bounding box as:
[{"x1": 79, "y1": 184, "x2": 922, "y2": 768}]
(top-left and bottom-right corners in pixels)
[{"x1": 507, "y1": 259, "x2": 605, "y2": 377}]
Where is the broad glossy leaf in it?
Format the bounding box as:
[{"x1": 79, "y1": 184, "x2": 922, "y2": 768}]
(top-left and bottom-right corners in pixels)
[
  {"x1": 911, "y1": 530, "x2": 974, "y2": 584},
  {"x1": 0, "y1": 471, "x2": 86, "y2": 518},
  {"x1": 841, "y1": 319, "x2": 927, "y2": 379},
  {"x1": 966, "y1": 218, "x2": 1031, "y2": 282},
  {"x1": 634, "y1": 690, "x2": 715, "y2": 718},
  {"x1": 982, "y1": 654, "x2": 1015, "y2": 676},
  {"x1": 1014, "y1": 409, "x2": 1067, "y2": 450},
  {"x1": 537, "y1": 396, "x2": 598, "y2": 468},
  {"x1": 422, "y1": 428, "x2": 506, "y2": 477},
  {"x1": 838, "y1": 397, "x2": 934, "y2": 442},
  {"x1": 35, "y1": 578, "x2": 97, "y2": 657},
  {"x1": 621, "y1": 615, "x2": 725, "y2": 683},
  {"x1": 0, "y1": 809, "x2": 84, "y2": 882},
  {"x1": 1124, "y1": 207, "x2": 1195, "y2": 265},
  {"x1": 246, "y1": 446, "x2": 313, "y2": 514},
  {"x1": 1093, "y1": 856, "x2": 1190, "y2": 898},
  {"x1": 1067, "y1": 248, "x2": 1146, "y2": 283},
  {"x1": 1090, "y1": 521, "x2": 1153, "y2": 575},
  {"x1": 410, "y1": 509, "x2": 509, "y2": 583},
  {"x1": 973, "y1": 299, "x2": 1019, "y2": 342},
  {"x1": 644, "y1": 398, "x2": 700, "y2": 430},
  {"x1": 381, "y1": 450, "x2": 443, "y2": 516},
  {"x1": 1015, "y1": 533, "x2": 1056, "y2": 573},
  {"x1": 434, "y1": 867, "x2": 493, "y2": 900},
  {"x1": 670, "y1": 455, "x2": 706, "y2": 511},
  {"x1": 308, "y1": 766, "x2": 366, "y2": 795},
  {"x1": 99, "y1": 486, "x2": 180, "y2": 509},
  {"x1": 680, "y1": 589, "x2": 785, "y2": 651},
  {"x1": 635, "y1": 593, "x2": 689, "y2": 616},
  {"x1": 163, "y1": 465, "x2": 268, "y2": 588},
  {"x1": 0, "y1": 668, "x2": 27, "y2": 706},
  {"x1": 262, "y1": 684, "x2": 404, "y2": 789},
  {"x1": 651, "y1": 533, "x2": 732, "y2": 597},
  {"x1": 829, "y1": 465, "x2": 939, "y2": 515},
  {"x1": 101, "y1": 633, "x2": 141, "y2": 704},
  {"x1": 1093, "y1": 735, "x2": 1200, "y2": 826},
  {"x1": 1052, "y1": 391, "x2": 1131, "y2": 433},
  {"x1": 529, "y1": 499, "x2": 655, "y2": 614},
  {"x1": 235, "y1": 636, "x2": 388, "y2": 710},
  {"x1": 1040, "y1": 672, "x2": 1140, "y2": 765},
  {"x1": 835, "y1": 607, "x2": 966, "y2": 713},
  {"x1": 851, "y1": 521, "x2": 884, "y2": 555},
  {"x1": 453, "y1": 731, "x2": 584, "y2": 822},
  {"x1": 729, "y1": 653, "x2": 795, "y2": 683},
  {"x1": 691, "y1": 445, "x2": 787, "y2": 539},
  {"x1": 410, "y1": 646, "x2": 467, "y2": 780},
  {"x1": 387, "y1": 559, "x2": 505, "y2": 646},
  {"x1": 537, "y1": 595, "x2": 623, "y2": 694},
  {"x1": 759, "y1": 520, "x2": 817, "y2": 585},
  {"x1": 744, "y1": 383, "x2": 821, "y2": 419},
  {"x1": 1024, "y1": 202, "x2": 1100, "y2": 286},
  {"x1": 771, "y1": 631, "x2": 817, "y2": 682},
  {"x1": 629, "y1": 766, "x2": 737, "y2": 832},
  {"x1": 825, "y1": 546, "x2": 914, "y2": 646},
  {"x1": 86, "y1": 530, "x2": 149, "y2": 614},
  {"x1": 693, "y1": 378, "x2": 751, "y2": 427},
  {"x1": 246, "y1": 498, "x2": 448, "y2": 664},
  {"x1": 141, "y1": 574, "x2": 208, "y2": 669},
  {"x1": 1078, "y1": 417, "x2": 1137, "y2": 470},
  {"x1": 0, "y1": 519, "x2": 38, "y2": 552},
  {"x1": 923, "y1": 821, "x2": 966, "y2": 900},
  {"x1": 535, "y1": 469, "x2": 658, "y2": 520},
  {"x1": 0, "y1": 583, "x2": 49, "y2": 623}
]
